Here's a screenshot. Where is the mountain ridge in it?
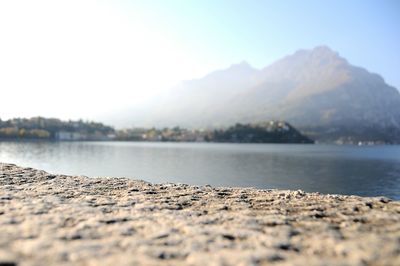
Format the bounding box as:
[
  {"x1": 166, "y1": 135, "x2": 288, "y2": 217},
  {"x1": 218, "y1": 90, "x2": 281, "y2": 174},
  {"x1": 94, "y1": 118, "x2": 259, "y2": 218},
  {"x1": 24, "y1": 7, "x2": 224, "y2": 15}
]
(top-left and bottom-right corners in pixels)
[{"x1": 107, "y1": 46, "x2": 400, "y2": 143}]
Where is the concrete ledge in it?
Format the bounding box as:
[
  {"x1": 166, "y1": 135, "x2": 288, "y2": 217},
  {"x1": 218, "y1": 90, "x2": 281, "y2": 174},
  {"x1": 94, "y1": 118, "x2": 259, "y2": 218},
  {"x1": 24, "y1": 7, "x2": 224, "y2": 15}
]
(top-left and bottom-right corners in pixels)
[{"x1": 0, "y1": 163, "x2": 399, "y2": 265}]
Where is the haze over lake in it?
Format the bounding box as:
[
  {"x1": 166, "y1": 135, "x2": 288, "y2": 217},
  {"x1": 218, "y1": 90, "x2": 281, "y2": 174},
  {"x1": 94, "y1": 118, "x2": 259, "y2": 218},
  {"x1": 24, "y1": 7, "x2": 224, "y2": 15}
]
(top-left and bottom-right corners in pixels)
[{"x1": 1, "y1": 141, "x2": 399, "y2": 200}]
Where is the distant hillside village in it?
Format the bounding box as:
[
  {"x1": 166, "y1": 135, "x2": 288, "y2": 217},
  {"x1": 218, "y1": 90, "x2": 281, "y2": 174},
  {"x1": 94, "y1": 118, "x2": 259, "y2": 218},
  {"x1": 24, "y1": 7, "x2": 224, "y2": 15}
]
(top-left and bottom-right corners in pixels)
[
  {"x1": 0, "y1": 117, "x2": 313, "y2": 144},
  {"x1": 0, "y1": 117, "x2": 115, "y2": 141}
]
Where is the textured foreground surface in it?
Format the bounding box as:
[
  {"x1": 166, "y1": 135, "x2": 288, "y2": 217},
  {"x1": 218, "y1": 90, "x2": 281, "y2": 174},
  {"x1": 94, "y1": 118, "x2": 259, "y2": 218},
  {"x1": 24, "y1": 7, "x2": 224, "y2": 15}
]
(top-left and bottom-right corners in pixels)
[{"x1": 0, "y1": 163, "x2": 399, "y2": 266}]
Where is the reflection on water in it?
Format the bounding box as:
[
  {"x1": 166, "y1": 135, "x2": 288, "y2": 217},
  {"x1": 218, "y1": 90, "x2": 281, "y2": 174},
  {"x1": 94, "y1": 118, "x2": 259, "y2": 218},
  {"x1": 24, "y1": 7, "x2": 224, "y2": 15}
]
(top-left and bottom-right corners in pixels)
[{"x1": 1, "y1": 141, "x2": 399, "y2": 199}]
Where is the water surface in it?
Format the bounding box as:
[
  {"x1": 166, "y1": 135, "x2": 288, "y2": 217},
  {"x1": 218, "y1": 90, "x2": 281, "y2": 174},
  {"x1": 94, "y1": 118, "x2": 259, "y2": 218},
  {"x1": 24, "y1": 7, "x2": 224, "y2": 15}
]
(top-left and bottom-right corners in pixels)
[{"x1": 1, "y1": 141, "x2": 399, "y2": 199}]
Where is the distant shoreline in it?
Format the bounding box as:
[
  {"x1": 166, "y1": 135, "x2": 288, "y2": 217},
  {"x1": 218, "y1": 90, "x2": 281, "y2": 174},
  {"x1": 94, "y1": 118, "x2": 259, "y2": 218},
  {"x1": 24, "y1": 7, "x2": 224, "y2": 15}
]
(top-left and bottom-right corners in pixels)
[
  {"x1": 2, "y1": 138, "x2": 399, "y2": 145},
  {"x1": 0, "y1": 138, "x2": 315, "y2": 143}
]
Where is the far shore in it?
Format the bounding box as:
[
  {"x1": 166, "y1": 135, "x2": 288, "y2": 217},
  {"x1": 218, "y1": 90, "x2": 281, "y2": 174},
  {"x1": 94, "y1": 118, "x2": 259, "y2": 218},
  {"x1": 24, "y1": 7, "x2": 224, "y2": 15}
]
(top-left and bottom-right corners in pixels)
[{"x1": 2, "y1": 138, "x2": 399, "y2": 146}]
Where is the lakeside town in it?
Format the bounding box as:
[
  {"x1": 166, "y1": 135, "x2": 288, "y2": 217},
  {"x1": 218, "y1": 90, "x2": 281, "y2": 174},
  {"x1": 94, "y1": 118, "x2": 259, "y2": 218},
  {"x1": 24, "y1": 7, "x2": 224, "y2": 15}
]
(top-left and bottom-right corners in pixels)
[
  {"x1": 0, "y1": 117, "x2": 392, "y2": 145},
  {"x1": 0, "y1": 117, "x2": 313, "y2": 143}
]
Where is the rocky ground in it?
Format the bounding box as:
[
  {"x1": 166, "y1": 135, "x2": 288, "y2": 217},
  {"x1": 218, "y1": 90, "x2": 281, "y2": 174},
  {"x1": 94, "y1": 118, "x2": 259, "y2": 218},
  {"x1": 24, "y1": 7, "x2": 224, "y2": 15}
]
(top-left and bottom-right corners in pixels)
[{"x1": 0, "y1": 163, "x2": 399, "y2": 266}]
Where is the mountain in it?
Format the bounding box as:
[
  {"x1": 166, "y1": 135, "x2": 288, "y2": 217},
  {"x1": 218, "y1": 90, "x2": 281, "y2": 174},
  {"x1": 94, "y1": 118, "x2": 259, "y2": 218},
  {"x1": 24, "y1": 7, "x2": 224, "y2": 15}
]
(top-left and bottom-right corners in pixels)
[
  {"x1": 140, "y1": 61, "x2": 260, "y2": 127},
  {"x1": 229, "y1": 46, "x2": 400, "y2": 142},
  {"x1": 109, "y1": 46, "x2": 400, "y2": 143}
]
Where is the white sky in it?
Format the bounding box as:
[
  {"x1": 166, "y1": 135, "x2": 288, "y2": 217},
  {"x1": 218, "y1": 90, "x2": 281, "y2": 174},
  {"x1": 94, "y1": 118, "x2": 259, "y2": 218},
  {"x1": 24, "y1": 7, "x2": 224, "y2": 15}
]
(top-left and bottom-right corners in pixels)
[
  {"x1": 0, "y1": 1, "x2": 215, "y2": 120},
  {"x1": 1, "y1": 0, "x2": 399, "y2": 123}
]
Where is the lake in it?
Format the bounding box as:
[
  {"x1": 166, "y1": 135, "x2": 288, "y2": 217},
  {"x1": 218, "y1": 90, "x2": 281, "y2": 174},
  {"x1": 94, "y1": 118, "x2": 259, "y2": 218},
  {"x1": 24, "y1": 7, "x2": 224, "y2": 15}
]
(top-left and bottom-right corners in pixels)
[{"x1": 1, "y1": 141, "x2": 399, "y2": 199}]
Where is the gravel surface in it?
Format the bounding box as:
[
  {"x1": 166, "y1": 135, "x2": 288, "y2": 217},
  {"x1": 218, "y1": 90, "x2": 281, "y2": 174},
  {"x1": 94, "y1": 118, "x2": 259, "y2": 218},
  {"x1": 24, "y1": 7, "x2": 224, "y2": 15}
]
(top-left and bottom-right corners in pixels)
[{"x1": 1, "y1": 163, "x2": 399, "y2": 266}]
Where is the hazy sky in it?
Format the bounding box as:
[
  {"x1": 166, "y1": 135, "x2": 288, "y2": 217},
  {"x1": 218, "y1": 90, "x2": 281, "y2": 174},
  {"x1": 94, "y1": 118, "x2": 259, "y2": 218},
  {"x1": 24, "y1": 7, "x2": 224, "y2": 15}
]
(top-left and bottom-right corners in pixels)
[{"x1": 1, "y1": 0, "x2": 399, "y2": 121}]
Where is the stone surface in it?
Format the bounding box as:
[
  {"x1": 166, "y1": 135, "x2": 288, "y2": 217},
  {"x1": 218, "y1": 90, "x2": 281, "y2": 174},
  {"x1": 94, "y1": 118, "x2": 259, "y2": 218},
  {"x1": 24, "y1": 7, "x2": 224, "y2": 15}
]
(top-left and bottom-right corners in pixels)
[{"x1": 0, "y1": 163, "x2": 399, "y2": 266}]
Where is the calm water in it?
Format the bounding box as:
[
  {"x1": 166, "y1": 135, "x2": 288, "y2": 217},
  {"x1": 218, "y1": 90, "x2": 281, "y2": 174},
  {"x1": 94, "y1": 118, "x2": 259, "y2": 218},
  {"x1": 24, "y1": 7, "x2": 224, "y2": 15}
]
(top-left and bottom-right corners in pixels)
[{"x1": 1, "y1": 141, "x2": 399, "y2": 199}]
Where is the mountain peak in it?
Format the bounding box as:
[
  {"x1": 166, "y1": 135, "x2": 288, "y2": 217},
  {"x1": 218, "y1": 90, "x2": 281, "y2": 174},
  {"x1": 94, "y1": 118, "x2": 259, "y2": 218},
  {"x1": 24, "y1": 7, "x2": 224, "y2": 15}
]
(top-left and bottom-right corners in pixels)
[
  {"x1": 311, "y1": 45, "x2": 343, "y2": 59},
  {"x1": 292, "y1": 45, "x2": 340, "y2": 59},
  {"x1": 285, "y1": 45, "x2": 347, "y2": 69},
  {"x1": 312, "y1": 45, "x2": 336, "y2": 54},
  {"x1": 229, "y1": 61, "x2": 253, "y2": 69}
]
